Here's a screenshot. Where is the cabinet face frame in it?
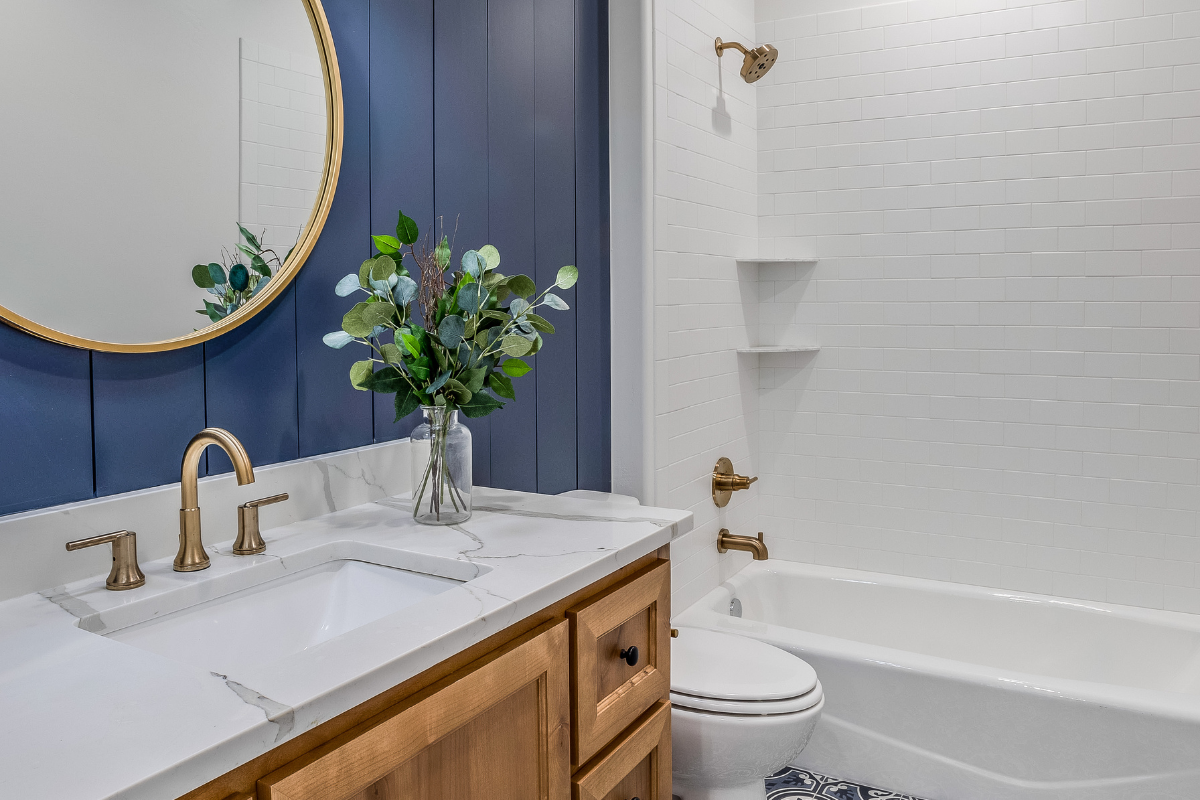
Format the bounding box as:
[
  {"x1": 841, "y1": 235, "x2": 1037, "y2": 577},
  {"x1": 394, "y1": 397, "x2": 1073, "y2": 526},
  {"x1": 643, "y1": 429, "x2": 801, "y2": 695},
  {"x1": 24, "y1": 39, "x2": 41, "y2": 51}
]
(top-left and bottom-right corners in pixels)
[
  {"x1": 572, "y1": 701, "x2": 671, "y2": 800},
  {"x1": 567, "y1": 561, "x2": 671, "y2": 766},
  {"x1": 256, "y1": 620, "x2": 571, "y2": 800}
]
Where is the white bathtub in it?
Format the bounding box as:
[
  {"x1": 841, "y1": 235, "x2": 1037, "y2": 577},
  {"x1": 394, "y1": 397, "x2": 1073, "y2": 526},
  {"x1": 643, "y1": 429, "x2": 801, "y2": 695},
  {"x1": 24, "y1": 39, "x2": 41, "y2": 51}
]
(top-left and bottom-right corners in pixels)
[{"x1": 674, "y1": 560, "x2": 1200, "y2": 800}]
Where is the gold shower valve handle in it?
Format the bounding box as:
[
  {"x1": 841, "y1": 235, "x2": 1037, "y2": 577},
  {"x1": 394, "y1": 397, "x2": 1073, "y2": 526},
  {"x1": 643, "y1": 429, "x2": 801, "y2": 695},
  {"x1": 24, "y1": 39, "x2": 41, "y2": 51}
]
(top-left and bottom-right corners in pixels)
[{"x1": 712, "y1": 456, "x2": 758, "y2": 507}]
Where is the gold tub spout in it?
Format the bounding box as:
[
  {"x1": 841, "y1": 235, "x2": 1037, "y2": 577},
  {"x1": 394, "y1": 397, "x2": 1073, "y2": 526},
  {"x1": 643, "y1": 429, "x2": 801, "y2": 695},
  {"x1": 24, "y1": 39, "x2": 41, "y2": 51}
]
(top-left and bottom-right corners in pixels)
[
  {"x1": 717, "y1": 529, "x2": 769, "y2": 560},
  {"x1": 176, "y1": 428, "x2": 255, "y2": 572}
]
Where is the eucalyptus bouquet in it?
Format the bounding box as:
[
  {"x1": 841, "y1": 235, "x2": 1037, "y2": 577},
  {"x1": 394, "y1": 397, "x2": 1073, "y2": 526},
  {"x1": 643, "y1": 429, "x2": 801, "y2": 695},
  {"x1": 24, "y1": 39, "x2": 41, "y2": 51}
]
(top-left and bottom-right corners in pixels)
[
  {"x1": 191, "y1": 224, "x2": 286, "y2": 322},
  {"x1": 323, "y1": 210, "x2": 577, "y2": 521}
]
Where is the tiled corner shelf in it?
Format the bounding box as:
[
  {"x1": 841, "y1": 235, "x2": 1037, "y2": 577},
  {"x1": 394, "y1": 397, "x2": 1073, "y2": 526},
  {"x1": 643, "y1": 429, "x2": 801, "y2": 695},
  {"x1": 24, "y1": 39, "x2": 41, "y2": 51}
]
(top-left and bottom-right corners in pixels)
[
  {"x1": 735, "y1": 258, "x2": 818, "y2": 268},
  {"x1": 736, "y1": 345, "x2": 820, "y2": 354}
]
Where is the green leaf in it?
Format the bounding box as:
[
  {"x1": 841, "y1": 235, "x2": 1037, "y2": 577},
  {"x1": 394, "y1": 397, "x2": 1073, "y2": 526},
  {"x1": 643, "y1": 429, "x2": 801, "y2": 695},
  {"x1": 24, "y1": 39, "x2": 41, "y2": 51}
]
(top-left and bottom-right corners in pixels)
[
  {"x1": 502, "y1": 358, "x2": 531, "y2": 377},
  {"x1": 203, "y1": 300, "x2": 225, "y2": 322},
  {"x1": 370, "y1": 255, "x2": 398, "y2": 282},
  {"x1": 192, "y1": 264, "x2": 216, "y2": 288},
  {"x1": 509, "y1": 297, "x2": 530, "y2": 318},
  {"x1": 237, "y1": 223, "x2": 262, "y2": 250},
  {"x1": 482, "y1": 272, "x2": 507, "y2": 291},
  {"x1": 479, "y1": 244, "x2": 501, "y2": 271},
  {"x1": 457, "y1": 284, "x2": 486, "y2": 315},
  {"x1": 525, "y1": 313, "x2": 555, "y2": 334},
  {"x1": 400, "y1": 332, "x2": 421, "y2": 357},
  {"x1": 462, "y1": 367, "x2": 487, "y2": 393},
  {"x1": 459, "y1": 391, "x2": 504, "y2": 418},
  {"x1": 407, "y1": 361, "x2": 430, "y2": 381},
  {"x1": 372, "y1": 235, "x2": 401, "y2": 254},
  {"x1": 350, "y1": 360, "x2": 374, "y2": 391},
  {"x1": 461, "y1": 250, "x2": 486, "y2": 279},
  {"x1": 393, "y1": 275, "x2": 418, "y2": 307},
  {"x1": 341, "y1": 303, "x2": 374, "y2": 337},
  {"x1": 395, "y1": 210, "x2": 419, "y2": 245},
  {"x1": 229, "y1": 263, "x2": 250, "y2": 292},
  {"x1": 208, "y1": 263, "x2": 227, "y2": 286},
  {"x1": 361, "y1": 302, "x2": 395, "y2": 330},
  {"x1": 501, "y1": 335, "x2": 533, "y2": 357},
  {"x1": 367, "y1": 365, "x2": 408, "y2": 393},
  {"x1": 250, "y1": 254, "x2": 272, "y2": 277},
  {"x1": 323, "y1": 330, "x2": 355, "y2": 349},
  {"x1": 507, "y1": 274, "x2": 536, "y2": 299},
  {"x1": 335, "y1": 273, "x2": 361, "y2": 297},
  {"x1": 555, "y1": 265, "x2": 579, "y2": 289},
  {"x1": 443, "y1": 378, "x2": 471, "y2": 403},
  {"x1": 435, "y1": 236, "x2": 451, "y2": 271},
  {"x1": 358, "y1": 259, "x2": 375, "y2": 288},
  {"x1": 380, "y1": 343, "x2": 404, "y2": 364},
  {"x1": 488, "y1": 372, "x2": 515, "y2": 400},
  {"x1": 438, "y1": 315, "x2": 466, "y2": 348},
  {"x1": 543, "y1": 293, "x2": 570, "y2": 311},
  {"x1": 428, "y1": 370, "x2": 451, "y2": 394},
  {"x1": 481, "y1": 309, "x2": 509, "y2": 323},
  {"x1": 394, "y1": 388, "x2": 421, "y2": 421}
]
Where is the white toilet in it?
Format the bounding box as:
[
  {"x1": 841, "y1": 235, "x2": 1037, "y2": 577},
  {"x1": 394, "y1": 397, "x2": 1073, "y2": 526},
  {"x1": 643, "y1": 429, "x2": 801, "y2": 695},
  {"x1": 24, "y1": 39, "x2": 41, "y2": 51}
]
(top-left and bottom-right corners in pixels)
[{"x1": 670, "y1": 628, "x2": 824, "y2": 800}]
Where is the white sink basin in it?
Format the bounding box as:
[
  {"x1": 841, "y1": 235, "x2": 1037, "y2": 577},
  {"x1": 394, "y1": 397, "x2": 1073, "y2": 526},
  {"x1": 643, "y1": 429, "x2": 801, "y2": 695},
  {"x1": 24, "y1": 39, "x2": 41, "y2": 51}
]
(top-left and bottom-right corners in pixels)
[{"x1": 101, "y1": 556, "x2": 464, "y2": 676}]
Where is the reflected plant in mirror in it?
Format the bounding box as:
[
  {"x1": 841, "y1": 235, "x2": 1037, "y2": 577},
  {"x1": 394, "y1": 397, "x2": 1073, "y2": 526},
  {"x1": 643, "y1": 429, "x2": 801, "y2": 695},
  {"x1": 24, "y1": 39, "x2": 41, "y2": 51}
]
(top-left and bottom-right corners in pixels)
[
  {"x1": 323, "y1": 209, "x2": 578, "y2": 524},
  {"x1": 190, "y1": 224, "x2": 290, "y2": 323}
]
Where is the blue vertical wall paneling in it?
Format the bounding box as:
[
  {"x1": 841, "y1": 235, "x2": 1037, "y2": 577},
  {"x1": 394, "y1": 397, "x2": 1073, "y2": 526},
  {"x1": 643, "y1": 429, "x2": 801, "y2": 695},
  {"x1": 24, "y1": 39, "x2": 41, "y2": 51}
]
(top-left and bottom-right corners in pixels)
[
  {"x1": 487, "y1": 0, "x2": 540, "y2": 492},
  {"x1": 575, "y1": 0, "x2": 611, "y2": 491},
  {"x1": 534, "y1": 0, "x2": 579, "y2": 494},
  {"x1": 91, "y1": 347, "x2": 206, "y2": 497},
  {"x1": 296, "y1": 0, "x2": 374, "y2": 458},
  {"x1": 0, "y1": 0, "x2": 609, "y2": 515},
  {"x1": 434, "y1": 0, "x2": 493, "y2": 487},
  {"x1": 205, "y1": 285, "x2": 299, "y2": 475},
  {"x1": 0, "y1": 325, "x2": 92, "y2": 515},
  {"x1": 370, "y1": 0, "x2": 434, "y2": 444}
]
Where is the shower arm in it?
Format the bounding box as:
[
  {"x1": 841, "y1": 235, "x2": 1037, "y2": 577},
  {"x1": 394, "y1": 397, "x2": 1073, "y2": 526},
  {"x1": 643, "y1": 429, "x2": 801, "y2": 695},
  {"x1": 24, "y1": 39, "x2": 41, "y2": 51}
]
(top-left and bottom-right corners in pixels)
[{"x1": 714, "y1": 38, "x2": 750, "y2": 58}]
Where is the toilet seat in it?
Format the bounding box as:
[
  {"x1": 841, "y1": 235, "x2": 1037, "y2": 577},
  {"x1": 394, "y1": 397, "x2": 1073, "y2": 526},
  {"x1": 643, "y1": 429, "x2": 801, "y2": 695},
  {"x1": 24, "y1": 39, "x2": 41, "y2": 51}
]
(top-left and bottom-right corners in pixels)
[{"x1": 670, "y1": 628, "x2": 822, "y2": 716}]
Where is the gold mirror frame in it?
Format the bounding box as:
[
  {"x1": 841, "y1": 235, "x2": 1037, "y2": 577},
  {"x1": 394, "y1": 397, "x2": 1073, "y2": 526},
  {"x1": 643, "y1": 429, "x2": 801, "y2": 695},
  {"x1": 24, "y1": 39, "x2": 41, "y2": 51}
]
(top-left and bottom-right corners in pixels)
[{"x1": 0, "y1": 0, "x2": 344, "y2": 353}]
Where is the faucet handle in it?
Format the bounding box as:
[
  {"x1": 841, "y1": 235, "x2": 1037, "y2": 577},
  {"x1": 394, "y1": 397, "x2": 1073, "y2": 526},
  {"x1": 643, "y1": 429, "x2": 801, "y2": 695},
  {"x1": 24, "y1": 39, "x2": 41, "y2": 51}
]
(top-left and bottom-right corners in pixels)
[
  {"x1": 712, "y1": 456, "x2": 758, "y2": 507},
  {"x1": 234, "y1": 493, "x2": 288, "y2": 555},
  {"x1": 66, "y1": 530, "x2": 146, "y2": 591}
]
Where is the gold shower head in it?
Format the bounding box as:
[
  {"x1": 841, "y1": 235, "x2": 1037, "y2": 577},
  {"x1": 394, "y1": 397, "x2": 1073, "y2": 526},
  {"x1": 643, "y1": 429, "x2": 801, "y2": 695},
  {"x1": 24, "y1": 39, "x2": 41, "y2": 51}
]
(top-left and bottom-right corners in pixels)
[{"x1": 715, "y1": 37, "x2": 778, "y2": 84}]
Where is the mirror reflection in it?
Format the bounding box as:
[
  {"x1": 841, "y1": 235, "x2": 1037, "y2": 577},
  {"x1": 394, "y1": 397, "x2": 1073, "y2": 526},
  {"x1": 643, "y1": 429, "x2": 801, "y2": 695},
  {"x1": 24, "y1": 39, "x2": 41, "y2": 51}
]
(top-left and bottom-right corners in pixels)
[{"x1": 0, "y1": 1, "x2": 329, "y2": 346}]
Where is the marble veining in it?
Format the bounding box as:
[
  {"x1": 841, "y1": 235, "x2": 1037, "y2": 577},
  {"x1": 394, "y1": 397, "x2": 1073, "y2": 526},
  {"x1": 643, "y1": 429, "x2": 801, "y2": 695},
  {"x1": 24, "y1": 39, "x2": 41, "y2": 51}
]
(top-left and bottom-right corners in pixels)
[{"x1": 0, "y1": 485, "x2": 691, "y2": 800}]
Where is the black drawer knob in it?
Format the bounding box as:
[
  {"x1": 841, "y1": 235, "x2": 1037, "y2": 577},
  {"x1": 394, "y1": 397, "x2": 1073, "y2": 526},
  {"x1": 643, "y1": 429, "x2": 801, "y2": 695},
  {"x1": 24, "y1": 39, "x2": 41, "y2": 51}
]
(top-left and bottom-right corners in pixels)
[{"x1": 619, "y1": 645, "x2": 639, "y2": 667}]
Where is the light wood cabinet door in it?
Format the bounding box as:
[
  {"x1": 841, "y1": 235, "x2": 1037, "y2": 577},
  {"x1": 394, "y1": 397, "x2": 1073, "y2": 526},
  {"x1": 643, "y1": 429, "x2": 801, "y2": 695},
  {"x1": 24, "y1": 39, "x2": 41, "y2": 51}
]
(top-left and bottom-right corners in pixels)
[
  {"x1": 257, "y1": 620, "x2": 571, "y2": 800},
  {"x1": 573, "y1": 702, "x2": 671, "y2": 800},
  {"x1": 567, "y1": 561, "x2": 670, "y2": 766}
]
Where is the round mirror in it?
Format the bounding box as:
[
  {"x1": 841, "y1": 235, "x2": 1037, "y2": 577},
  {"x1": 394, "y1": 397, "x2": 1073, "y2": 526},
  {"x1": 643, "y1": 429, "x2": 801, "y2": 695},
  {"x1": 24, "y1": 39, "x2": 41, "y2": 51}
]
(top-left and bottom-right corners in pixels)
[{"x1": 0, "y1": 0, "x2": 342, "y2": 352}]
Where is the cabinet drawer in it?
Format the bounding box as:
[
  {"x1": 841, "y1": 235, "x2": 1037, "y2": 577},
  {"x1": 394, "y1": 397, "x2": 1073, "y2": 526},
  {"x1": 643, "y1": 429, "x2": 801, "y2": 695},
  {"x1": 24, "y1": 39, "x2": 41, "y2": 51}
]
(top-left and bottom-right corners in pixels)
[
  {"x1": 568, "y1": 560, "x2": 670, "y2": 766},
  {"x1": 257, "y1": 621, "x2": 571, "y2": 800},
  {"x1": 573, "y1": 701, "x2": 671, "y2": 800}
]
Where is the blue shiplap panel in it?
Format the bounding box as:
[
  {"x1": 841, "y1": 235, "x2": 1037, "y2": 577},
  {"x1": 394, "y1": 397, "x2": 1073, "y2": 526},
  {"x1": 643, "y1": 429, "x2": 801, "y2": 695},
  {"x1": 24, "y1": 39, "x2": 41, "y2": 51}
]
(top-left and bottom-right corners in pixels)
[
  {"x1": 0, "y1": 326, "x2": 93, "y2": 515},
  {"x1": 533, "y1": 0, "x2": 579, "y2": 494},
  {"x1": 435, "y1": 0, "x2": 492, "y2": 487},
  {"x1": 92, "y1": 347, "x2": 206, "y2": 497},
  {"x1": 574, "y1": 0, "x2": 611, "y2": 491},
  {"x1": 204, "y1": 286, "x2": 299, "y2": 475},
  {"x1": 487, "y1": 0, "x2": 539, "y2": 492},
  {"x1": 370, "y1": 0, "x2": 434, "y2": 444},
  {"x1": 296, "y1": 0, "x2": 374, "y2": 458}
]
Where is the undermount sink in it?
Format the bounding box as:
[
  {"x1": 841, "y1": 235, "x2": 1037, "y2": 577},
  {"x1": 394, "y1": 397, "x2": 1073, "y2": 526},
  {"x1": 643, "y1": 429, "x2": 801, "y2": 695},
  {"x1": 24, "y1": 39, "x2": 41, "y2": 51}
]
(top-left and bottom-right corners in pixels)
[{"x1": 85, "y1": 544, "x2": 479, "y2": 677}]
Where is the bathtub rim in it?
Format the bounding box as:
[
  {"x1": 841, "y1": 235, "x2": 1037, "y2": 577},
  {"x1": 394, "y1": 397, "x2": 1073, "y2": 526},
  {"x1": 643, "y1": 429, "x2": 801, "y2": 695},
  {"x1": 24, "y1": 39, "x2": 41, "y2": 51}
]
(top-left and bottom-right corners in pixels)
[{"x1": 674, "y1": 559, "x2": 1200, "y2": 727}]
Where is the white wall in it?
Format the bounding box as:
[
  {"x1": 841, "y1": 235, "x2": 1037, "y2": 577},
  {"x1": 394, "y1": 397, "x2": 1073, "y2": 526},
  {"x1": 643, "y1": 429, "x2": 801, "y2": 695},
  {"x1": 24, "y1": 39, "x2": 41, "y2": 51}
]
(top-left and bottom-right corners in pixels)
[
  {"x1": 754, "y1": 0, "x2": 1200, "y2": 611},
  {"x1": 649, "y1": 0, "x2": 769, "y2": 611}
]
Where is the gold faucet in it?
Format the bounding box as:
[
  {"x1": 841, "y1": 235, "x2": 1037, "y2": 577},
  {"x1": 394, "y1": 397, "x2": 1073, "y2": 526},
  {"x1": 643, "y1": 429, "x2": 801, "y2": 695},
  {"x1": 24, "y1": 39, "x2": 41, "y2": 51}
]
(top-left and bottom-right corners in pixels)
[
  {"x1": 717, "y1": 529, "x2": 769, "y2": 560},
  {"x1": 176, "y1": 428, "x2": 255, "y2": 572},
  {"x1": 66, "y1": 530, "x2": 146, "y2": 590}
]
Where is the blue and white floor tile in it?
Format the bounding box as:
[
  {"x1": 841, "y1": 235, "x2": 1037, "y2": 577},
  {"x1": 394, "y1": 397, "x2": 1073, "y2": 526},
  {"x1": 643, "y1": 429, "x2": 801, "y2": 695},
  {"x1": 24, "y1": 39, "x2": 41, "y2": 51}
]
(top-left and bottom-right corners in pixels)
[{"x1": 765, "y1": 767, "x2": 928, "y2": 800}]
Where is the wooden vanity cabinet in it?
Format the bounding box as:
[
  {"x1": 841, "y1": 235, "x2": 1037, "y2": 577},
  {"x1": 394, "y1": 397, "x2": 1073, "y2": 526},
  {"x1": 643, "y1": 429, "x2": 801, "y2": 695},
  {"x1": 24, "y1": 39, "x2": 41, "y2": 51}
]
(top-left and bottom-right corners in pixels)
[{"x1": 193, "y1": 549, "x2": 671, "y2": 800}]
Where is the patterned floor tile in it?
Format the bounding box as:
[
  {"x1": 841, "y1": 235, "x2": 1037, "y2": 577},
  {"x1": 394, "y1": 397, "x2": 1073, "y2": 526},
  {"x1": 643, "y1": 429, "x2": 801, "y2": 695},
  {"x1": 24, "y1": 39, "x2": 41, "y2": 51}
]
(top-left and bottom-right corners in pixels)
[{"x1": 765, "y1": 767, "x2": 928, "y2": 800}]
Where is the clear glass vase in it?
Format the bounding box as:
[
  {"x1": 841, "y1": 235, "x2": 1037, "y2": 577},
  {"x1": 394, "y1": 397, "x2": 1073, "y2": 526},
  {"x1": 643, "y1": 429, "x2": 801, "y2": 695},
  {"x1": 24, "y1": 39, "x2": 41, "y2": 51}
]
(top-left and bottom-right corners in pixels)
[{"x1": 410, "y1": 406, "x2": 472, "y2": 525}]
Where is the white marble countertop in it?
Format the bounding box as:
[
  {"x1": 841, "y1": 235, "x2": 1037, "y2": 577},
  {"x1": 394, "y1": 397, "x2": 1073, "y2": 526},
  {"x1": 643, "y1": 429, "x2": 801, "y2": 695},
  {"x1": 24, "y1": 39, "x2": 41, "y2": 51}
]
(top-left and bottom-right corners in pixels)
[{"x1": 0, "y1": 488, "x2": 692, "y2": 800}]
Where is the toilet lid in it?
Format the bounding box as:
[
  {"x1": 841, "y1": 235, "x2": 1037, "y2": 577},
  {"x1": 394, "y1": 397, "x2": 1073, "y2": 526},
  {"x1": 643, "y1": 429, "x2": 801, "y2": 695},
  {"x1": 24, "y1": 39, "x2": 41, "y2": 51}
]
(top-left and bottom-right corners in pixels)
[{"x1": 670, "y1": 628, "x2": 818, "y2": 702}]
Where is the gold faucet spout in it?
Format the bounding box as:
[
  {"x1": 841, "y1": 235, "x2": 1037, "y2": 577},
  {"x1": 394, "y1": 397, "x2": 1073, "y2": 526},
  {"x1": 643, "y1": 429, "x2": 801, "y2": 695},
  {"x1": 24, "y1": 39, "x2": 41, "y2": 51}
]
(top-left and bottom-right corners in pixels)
[
  {"x1": 176, "y1": 428, "x2": 254, "y2": 572},
  {"x1": 717, "y1": 529, "x2": 769, "y2": 560}
]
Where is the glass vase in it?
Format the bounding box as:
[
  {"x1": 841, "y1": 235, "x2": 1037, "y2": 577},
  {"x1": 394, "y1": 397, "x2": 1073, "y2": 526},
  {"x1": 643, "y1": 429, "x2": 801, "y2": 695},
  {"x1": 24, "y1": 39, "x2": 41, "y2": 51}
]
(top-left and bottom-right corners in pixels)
[{"x1": 410, "y1": 406, "x2": 472, "y2": 525}]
